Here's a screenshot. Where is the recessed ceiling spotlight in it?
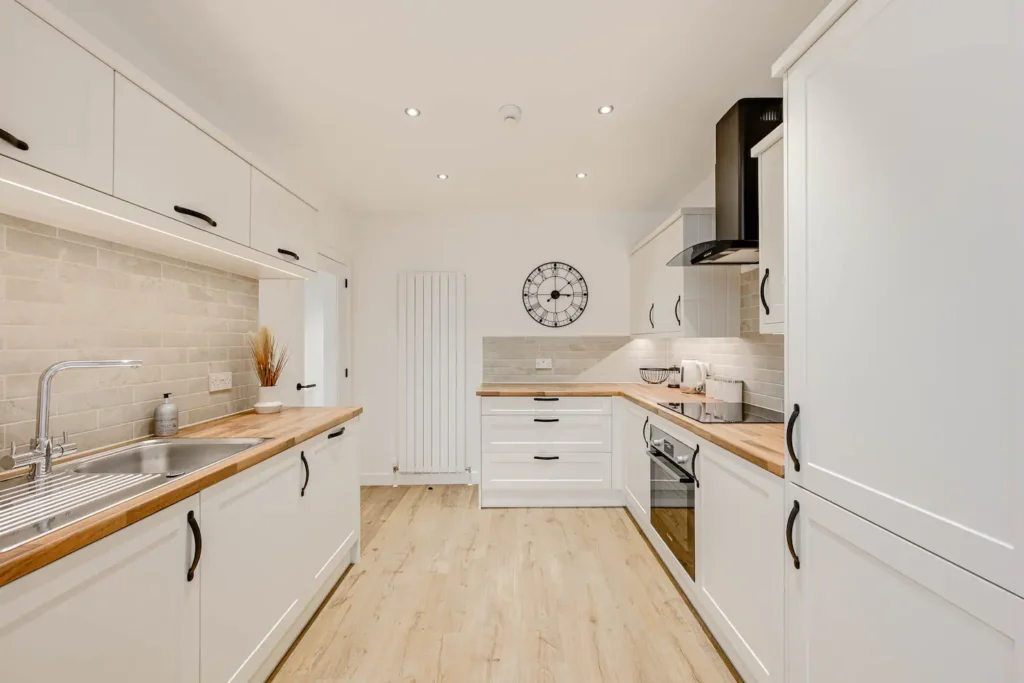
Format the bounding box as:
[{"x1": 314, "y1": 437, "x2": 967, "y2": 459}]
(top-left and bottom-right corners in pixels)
[
  {"x1": 405, "y1": 107, "x2": 421, "y2": 117},
  {"x1": 437, "y1": 173, "x2": 449, "y2": 180},
  {"x1": 576, "y1": 172, "x2": 588, "y2": 179},
  {"x1": 597, "y1": 105, "x2": 615, "y2": 115}
]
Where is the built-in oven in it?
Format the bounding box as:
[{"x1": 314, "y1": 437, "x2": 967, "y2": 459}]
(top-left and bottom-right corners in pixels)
[{"x1": 648, "y1": 424, "x2": 699, "y2": 582}]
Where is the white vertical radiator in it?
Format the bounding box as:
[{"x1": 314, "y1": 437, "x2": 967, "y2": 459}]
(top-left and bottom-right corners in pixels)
[{"x1": 397, "y1": 272, "x2": 466, "y2": 474}]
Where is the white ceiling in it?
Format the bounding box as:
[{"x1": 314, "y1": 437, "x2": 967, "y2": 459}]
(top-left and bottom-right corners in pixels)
[{"x1": 48, "y1": 0, "x2": 827, "y2": 213}]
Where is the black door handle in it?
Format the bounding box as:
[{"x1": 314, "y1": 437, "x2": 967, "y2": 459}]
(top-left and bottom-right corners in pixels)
[
  {"x1": 297, "y1": 383, "x2": 317, "y2": 391},
  {"x1": 760, "y1": 268, "x2": 770, "y2": 315},
  {"x1": 786, "y1": 403, "x2": 801, "y2": 472},
  {"x1": 691, "y1": 444, "x2": 700, "y2": 488},
  {"x1": 642, "y1": 416, "x2": 650, "y2": 447},
  {"x1": 277, "y1": 248, "x2": 300, "y2": 261},
  {"x1": 674, "y1": 295, "x2": 681, "y2": 325},
  {"x1": 533, "y1": 418, "x2": 559, "y2": 423},
  {"x1": 786, "y1": 500, "x2": 801, "y2": 569},
  {"x1": 300, "y1": 451, "x2": 309, "y2": 497},
  {"x1": 0, "y1": 128, "x2": 29, "y2": 151},
  {"x1": 174, "y1": 205, "x2": 217, "y2": 228},
  {"x1": 533, "y1": 455, "x2": 560, "y2": 461},
  {"x1": 186, "y1": 510, "x2": 202, "y2": 582},
  {"x1": 648, "y1": 303, "x2": 655, "y2": 328},
  {"x1": 327, "y1": 426, "x2": 346, "y2": 439},
  {"x1": 533, "y1": 397, "x2": 559, "y2": 402}
]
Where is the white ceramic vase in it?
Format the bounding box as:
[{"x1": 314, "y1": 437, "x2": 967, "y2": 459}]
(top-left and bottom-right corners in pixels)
[{"x1": 255, "y1": 385, "x2": 284, "y2": 414}]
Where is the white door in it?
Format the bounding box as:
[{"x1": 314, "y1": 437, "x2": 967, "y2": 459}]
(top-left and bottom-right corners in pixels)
[
  {"x1": 755, "y1": 133, "x2": 784, "y2": 333},
  {"x1": 785, "y1": 0, "x2": 1024, "y2": 593},
  {"x1": 113, "y1": 75, "x2": 251, "y2": 245},
  {"x1": 697, "y1": 443, "x2": 783, "y2": 683},
  {"x1": 200, "y1": 449, "x2": 303, "y2": 683},
  {"x1": 622, "y1": 402, "x2": 652, "y2": 522},
  {"x1": 786, "y1": 484, "x2": 1024, "y2": 683},
  {"x1": 0, "y1": 0, "x2": 114, "y2": 192},
  {"x1": 647, "y1": 217, "x2": 684, "y2": 332},
  {"x1": 250, "y1": 168, "x2": 317, "y2": 269},
  {"x1": 0, "y1": 496, "x2": 200, "y2": 682},
  {"x1": 316, "y1": 254, "x2": 351, "y2": 406},
  {"x1": 629, "y1": 238, "x2": 656, "y2": 334}
]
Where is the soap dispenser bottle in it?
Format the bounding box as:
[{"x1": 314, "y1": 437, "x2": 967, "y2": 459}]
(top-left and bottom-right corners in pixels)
[{"x1": 154, "y1": 393, "x2": 179, "y2": 437}]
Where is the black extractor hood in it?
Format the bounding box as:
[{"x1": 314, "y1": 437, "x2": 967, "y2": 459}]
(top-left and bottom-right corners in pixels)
[{"x1": 669, "y1": 98, "x2": 782, "y2": 266}]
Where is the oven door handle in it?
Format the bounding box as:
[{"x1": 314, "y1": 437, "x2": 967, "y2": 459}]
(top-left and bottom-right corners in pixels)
[{"x1": 648, "y1": 450, "x2": 695, "y2": 484}]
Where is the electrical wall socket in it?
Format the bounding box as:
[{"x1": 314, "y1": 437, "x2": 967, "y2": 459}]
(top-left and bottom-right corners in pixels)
[
  {"x1": 209, "y1": 372, "x2": 232, "y2": 392},
  {"x1": 535, "y1": 358, "x2": 553, "y2": 370}
]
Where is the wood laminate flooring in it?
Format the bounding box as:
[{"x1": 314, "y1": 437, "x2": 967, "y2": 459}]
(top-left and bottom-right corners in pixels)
[{"x1": 272, "y1": 486, "x2": 738, "y2": 683}]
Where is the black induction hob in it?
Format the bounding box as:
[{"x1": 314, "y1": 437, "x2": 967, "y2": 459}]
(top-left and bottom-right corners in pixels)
[{"x1": 657, "y1": 401, "x2": 784, "y2": 424}]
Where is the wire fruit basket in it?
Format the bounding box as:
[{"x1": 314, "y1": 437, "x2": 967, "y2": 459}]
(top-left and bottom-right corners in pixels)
[{"x1": 639, "y1": 367, "x2": 670, "y2": 385}]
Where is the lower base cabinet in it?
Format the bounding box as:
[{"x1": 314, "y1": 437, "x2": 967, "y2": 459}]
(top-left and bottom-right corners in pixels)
[
  {"x1": 0, "y1": 496, "x2": 201, "y2": 683},
  {"x1": 786, "y1": 483, "x2": 1024, "y2": 683}
]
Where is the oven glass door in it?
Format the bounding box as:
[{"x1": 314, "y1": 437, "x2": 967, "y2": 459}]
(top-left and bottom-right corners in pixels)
[{"x1": 649, "y1": 451, "x2": 696, "y2": 581}]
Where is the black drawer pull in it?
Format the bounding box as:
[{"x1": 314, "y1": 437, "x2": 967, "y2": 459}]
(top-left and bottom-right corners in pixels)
[
  {"x1": 648, "y1": 303, "x2": 655, "y2": 328},
  {"x1": 0, "y1": 128, "x2": 29, "y2": 151},
  {"x1": 533, "y1": 455, "x2": 559, "y2": 461},
  {"x1": 300, "y1": 451, "x2": 309, "y2": 496},
  {"x1": 296, "y1": 383, "x2": 317, "y2": 390},
  {"x1": 533, "y1": 397, "x2": 559, "y2": 402},
  {"x1": 328, "y1": 427, "x2": 346, "y2": 439},
  {"x1": 786, "y1": 403, "x2": 801, "y2": 472},
  {"x1": 787, "y1": 500, "x2": 801, "y2": 569},
  {"x1": 277, "y1": 248, "x2": 300, "y2": 261},
  {"x1": 674, "y1": 295, "x2": 681, "y2": 325},
  {"x1": 691, "y1": 444, "x2": 700, "y2": 488},
  {"x1": 760, "y1": 268, "x2": 770, "y2": 315},
  {"x1": 174, "y1": 205, "x2": 217, "y2": 228},
  {"x1": 642, "y1": 416, "x2": 650, "y2": 447},
  {"x1": 186, "y1": 510, "x2": 202, "y2": 582},
  {"x1": 533, "y1": 418, "x2": 559, "y2": 423}
]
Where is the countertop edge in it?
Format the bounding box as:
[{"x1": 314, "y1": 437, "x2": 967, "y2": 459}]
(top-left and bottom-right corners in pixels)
[{"x1": 0, "y1": 407, "x2": 362, "y2": 588}]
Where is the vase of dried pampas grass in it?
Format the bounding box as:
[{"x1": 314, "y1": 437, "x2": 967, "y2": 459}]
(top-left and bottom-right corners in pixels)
[{"x1": 248, "y1": 326, "x2": 289, "y2": 414}]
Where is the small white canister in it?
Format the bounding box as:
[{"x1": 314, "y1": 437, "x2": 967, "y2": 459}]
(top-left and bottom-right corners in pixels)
[{"x1": 709, "y1": 377, "x2": 743, "y2": 403}]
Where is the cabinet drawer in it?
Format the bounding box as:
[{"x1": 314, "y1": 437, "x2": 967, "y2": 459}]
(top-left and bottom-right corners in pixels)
[
  {"x1": 482, "y1": 452, "x2": 611, "y2": 490},
  {"x1": 482, "y1": 415, "x2": 611, "y2": 453},
  {"x1": 250, "y1": 168, "x2": 317, "y2": 270},
  {"x1": 481, "y1": 396, "x2": 611, "y2": 416},
  {"x1": 113, "y1": 75, "x2": 251, "y2": 245}
]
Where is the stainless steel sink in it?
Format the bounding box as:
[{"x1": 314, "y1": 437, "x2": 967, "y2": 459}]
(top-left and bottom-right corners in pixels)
[
  {"x1": 72, "y1": 438, "x2": 266, "y2": 477},
  {"x1": 0, "y1": 438, "x2": 266, "y2": 552}
]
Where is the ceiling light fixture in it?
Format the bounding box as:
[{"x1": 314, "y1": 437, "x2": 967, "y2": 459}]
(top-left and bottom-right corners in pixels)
[
  {"x1": 437, "y1": 173, "x2": 449, "y2": 180},
  {"x1": 405, "y1": 107, "x2": 421, "y2": 117},
  {"x1": 597, "y1": 105, "x2": 615, "y2": 115},
  {"x1": 576, "y1": 172, "x2": 588, "y2": 179}
]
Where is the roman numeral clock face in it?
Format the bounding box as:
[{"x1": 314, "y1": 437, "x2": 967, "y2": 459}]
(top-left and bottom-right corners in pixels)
[{"x1": 522, "y1": 262, "x2": 588, "y2": 327}]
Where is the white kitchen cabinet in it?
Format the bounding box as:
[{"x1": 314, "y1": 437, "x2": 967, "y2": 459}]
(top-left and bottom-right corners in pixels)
[
  {"x1": 786, "y1": 484, "x2": 1024, "y2": 683},
  {"x1": 697, "y1": 441, "x2": 783, "y2": 683},
  {"x1": 199, "y1": 448, "x2": 304, "y2": 683},
  {"x1": 621, "y1": 401, "x2": 652, "y2": 523},
  {"x1": 113, "y1": 74, "x2": 251, "y2": 245},
  {"x1": 781, "y1": 0, "x2": 1024, "y2": 594},
  {"x1": 0, "y1": 0, "x2": 114, "y2": 192},
  {"x1": 752, "y1": 125, "x2": 783, "y2": 334},
  {"x1": 299, "y1": 422, "x2": 360, "y2": 598},
  {"x1": 250, "y1": 168, "x2": 317, "y2": 271},
  {"x1": 0, "y1": 496, "x2": 200, "y2": 683}
]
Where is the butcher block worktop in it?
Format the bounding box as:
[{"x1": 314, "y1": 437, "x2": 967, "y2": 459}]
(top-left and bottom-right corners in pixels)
[
  {"x1": 0, "y1": 407, "x2": 361, "y2": 588},
  {"x1": 478, "y1": 383, "x2": 785, "y2": 477}
]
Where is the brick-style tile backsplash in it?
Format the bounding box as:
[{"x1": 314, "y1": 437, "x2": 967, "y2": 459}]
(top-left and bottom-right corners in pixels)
[{"x1": 0, "y1": 213, "x2": 259, "y2": 452}]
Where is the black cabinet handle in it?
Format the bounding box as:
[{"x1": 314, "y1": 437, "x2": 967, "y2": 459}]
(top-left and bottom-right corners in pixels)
[
  {"x1": 186, "y1": 510, "x2": 202, "y2": 582},
  {"x1": 296, "y1": 383, "x2": 317, "y2": 391},
  {"x1": 533, "y1": 397, "x2": 559, "y2": 402},
  {"x1": 300, "y1": 451, "x2": 309, "y2": 497},
  {"x1": 277, "y1": 248, "x2": 300, "y2": 261},
  {"x1": 534, "y1": 418, "x2": 559, "y2": 423},
  {"x1": 674, "y1": 295, "x2": 681, "y2": 325},
  {"x1": 648, "y1": 303, "x2": 655, "y2": 328},
  {"x1": 0, "y1": 128, "x2": 29, "y2": 151},
  {"x1": 328, "y1": 427, "x2": 346, "y2": 439},
  {"x1": 760, "y1": 268, "x2": 770, "y2": 315},
  {"x1": 533, "y1": 455, "x2": 560, "y2": 461},
  {"x1": 174, "y1": 205, "x2": 217, "y2": 228},
  {"x1": 786, "y1": 403, "x2": 801, "y2": 472},
  {"x1": 786, "y1": 500, "x2": 801, "y2": 569},
  {"x1": 642, "y1": 416, "x2": 650, "y2": 447},
  {"x1": 691, "y1": 444, "x2": 700, "y2": 488}
]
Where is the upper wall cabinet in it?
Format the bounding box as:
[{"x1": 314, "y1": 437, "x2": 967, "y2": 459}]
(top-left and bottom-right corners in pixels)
[
  {"x1": 630, "y1": 209, "x2": 740, "y2": 337},
  {"x1": 752, "y1": 125, "x2": 783, "y2": 334},
  {"x1": 251, "y1": 169, "x2": 317, "y2": 271},
  {"x1": 0, "y1": 0, "x2": 114, "y2": 192},
  {"x1": 113, "y1": 74, "x2": 251, "y2": 246}
]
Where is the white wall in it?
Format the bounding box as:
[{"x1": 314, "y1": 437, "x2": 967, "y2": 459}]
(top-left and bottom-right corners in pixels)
[
  {"x1": 352, "y1": 210, "x2": 663, "y2": 482},
  {"x1": 679, "y1": 170, "x2": 715, "y2": 208}
]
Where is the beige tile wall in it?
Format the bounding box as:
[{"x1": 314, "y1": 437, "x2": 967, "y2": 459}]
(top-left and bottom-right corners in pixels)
[
  {"x1": 0, "y1": 213, "x2": 259, "y2": 453},
  {"x1": 482, "y1": 336, "x2": 664, "y2": 383}
]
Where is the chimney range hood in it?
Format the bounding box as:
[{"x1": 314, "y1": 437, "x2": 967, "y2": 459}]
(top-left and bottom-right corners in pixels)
[{"x1": 669, "y1": 98, "x2": 782, "y2": 266}]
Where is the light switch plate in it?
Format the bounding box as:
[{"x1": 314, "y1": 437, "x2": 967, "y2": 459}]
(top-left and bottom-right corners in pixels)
[
  {"x1": 209, "y1": 372, "x2": 232, "y2": 392},
  {"x1": 535, "y1": 358, "x2": 553, "y2": 370}
]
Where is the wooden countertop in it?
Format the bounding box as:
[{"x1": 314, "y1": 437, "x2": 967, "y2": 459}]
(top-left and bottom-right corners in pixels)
[
  {"x1": 0, "y1": 406, "x2": 362, "y2": 588},
  {"x1": 478, "y1": 383, "x2": 785, "y2": 478}
]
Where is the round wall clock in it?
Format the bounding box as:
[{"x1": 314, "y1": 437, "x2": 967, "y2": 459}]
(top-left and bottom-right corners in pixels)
[{"x1": 522, "y1": 261, "x2": 588, "y2": 328}]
